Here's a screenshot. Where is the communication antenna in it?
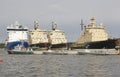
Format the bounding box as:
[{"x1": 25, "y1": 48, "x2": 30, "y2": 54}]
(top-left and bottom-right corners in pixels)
[{"x1": 80, "y1": 19, "x2": 84, "y2": 31}]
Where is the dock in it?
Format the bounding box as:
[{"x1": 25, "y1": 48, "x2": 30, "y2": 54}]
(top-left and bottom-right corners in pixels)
[{"x1": 33, "y1": 49, "x2": 120, "y2": 55}]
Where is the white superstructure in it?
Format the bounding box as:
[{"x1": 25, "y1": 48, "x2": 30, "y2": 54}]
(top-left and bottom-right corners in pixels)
[
  {"x1": 7, "y1": 21, "x2": 28, "y2": 42},
  {"x1": 29, "y1": 21, "x2": 48, "y2": 45},
  {"x1": 76, "y1": 17, "x2": 108, "y2": 44},
  {"x1": 48, "y1": 22, "x2": 67, "y2": 44}
]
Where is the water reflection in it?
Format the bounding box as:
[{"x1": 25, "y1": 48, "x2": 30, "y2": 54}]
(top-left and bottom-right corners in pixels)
[{"x1": 82, "y1": 56, "x2": 106, "y2": 77}]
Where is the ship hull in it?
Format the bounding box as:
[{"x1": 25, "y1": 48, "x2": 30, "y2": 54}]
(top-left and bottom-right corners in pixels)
[
  {"x1": 71, "y1": 39, "x2": 118, "y2": 49},
  {"x1": 8, "y1": 50, "x2": 33, "y2": 54},
  {"x1": 29, "y1": 43, "x2": 50, "y2": 50},
  {"x1": 6, "y1": 41, "x2": 29, "y2": 50},
  {"x1": 30, "y1": 43, "x2": 68, "y2": 50},
  {"x1": 49, "y1": 43, "x2": 68, "y2": 49},
  {"x1": 30, "y1": 43, "x2": 49, "y2": 47}
]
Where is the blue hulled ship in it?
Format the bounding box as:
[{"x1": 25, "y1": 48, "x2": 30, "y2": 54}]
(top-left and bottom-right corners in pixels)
[{"x1": 5, "y1": 21, "x2": 30, "y2": 54}]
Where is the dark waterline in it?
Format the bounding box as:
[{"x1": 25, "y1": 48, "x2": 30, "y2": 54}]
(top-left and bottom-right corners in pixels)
[{"x1": 0, "y1": 49, "x2": 120, "y2": 77}]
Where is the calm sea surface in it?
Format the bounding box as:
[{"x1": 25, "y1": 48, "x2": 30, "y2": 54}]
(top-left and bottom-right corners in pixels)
[{"x1": 0, "y1": 49, "x2": 120, "y2": 77}]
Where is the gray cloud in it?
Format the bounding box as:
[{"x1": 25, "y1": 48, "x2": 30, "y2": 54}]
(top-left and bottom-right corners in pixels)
[{"x1": 0, "y1": 0, "x2": 120, "y2": 43}]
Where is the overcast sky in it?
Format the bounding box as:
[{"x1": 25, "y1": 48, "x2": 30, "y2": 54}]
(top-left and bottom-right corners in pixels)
[{"x1": 0, "y1": 0, "x2": 120, "y2": 43}]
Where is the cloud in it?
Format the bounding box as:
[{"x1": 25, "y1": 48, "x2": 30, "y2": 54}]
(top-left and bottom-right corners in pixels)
[{"x1": 0, "y1": 0, "x2": 120, "y2": 43}]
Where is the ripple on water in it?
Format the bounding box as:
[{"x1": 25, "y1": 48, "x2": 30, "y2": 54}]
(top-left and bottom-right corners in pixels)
[{"x1": 0, "y1": 49, "x2": 120, "y2": 77}]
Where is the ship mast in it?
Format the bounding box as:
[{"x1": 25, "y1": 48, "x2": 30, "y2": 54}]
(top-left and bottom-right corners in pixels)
[
  {"x1": 34, "y1": 21, "x2": 39, "y2": 30},
  {"x1": 90, "y1": 17, "x2": 95, "y2": 27},
  {"x1": 52, "y1": 22, "x2": 57, "y2": 30},
  {"x1": 80, "y1": 19, "x2": 84, "y2": 30}
]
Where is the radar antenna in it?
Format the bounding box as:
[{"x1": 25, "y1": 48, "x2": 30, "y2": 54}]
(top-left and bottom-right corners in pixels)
[{"x1": 80, "y1": 19, "x2": 84, "y2": 30}]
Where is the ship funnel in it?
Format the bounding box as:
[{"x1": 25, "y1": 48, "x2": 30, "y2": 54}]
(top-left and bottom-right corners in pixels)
[
  {"x1": 52, "y1": 22, "x2": 57, "y2": 30},
  {"x1": 34, "y1": 21, "x2": 39, "y2": 30}
]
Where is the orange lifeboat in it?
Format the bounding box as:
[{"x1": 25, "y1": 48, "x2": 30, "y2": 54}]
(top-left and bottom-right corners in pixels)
[{"x1": 0, "y1": 58, "x2": 3, "y2": 62}]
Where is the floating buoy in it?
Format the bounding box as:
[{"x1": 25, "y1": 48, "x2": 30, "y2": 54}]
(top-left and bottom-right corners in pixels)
[{"x1": 0, "y1": 58, "x2": 3, "y2": 62}]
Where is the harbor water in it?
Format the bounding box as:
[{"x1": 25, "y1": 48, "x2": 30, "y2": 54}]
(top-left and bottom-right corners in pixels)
[{"x1": 0, "y1": 49, "x2": 120, "y2": 77}]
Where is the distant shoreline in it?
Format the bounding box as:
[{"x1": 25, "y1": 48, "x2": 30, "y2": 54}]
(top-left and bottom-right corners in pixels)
[{"x1": 0, "y1": 43, "x2": 5, "y2": 48}]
